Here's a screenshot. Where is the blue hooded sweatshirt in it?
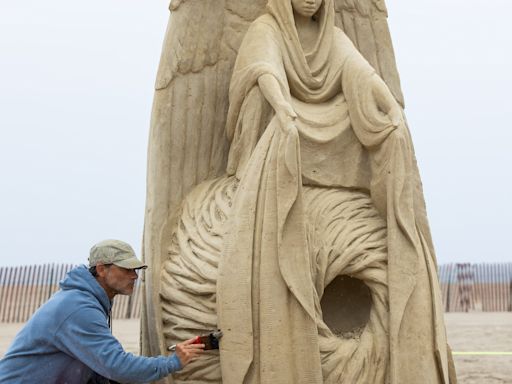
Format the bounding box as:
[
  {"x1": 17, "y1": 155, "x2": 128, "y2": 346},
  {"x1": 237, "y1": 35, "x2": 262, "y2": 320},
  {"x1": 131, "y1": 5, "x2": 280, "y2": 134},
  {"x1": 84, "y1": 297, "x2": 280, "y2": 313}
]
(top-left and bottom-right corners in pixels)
[{"x1": 0, "y1": 265, "x2": 182, "y2": 383}]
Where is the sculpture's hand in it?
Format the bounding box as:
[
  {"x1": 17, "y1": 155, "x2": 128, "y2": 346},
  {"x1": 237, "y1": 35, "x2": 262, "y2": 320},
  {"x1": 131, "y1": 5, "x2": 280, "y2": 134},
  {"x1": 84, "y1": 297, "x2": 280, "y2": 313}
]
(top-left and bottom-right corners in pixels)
[
  {"x1": 275, "y1": 102, "x2": 298, "y2": 134},
  {"x1": 174, "y1": 337, "x2": 205, "y2": 366},
  {"x1": 373, "y1": 75, "x2": 403, "y2": 127},
  {"x1": 257, "y1": 74, "x2": 298, "y2": 134},
  {"x1": 388, "y1": 104, "x2": 402, "y2": 127}
]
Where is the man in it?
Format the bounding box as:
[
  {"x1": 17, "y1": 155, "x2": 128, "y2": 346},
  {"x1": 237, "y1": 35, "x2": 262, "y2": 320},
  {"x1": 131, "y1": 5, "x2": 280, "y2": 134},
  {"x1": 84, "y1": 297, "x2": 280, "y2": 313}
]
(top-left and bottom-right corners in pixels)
[{"x1": 0, "y1": 239, "x2": 204, "y2": 383}]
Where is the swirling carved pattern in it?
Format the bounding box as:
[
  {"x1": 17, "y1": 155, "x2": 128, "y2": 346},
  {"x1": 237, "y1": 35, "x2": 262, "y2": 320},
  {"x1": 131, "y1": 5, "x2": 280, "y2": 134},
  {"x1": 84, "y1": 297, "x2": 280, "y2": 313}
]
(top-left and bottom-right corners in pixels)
[
  {"x1": 160, "y1": 177, "x2": 389, "y2": 383},
  {"x1": 161, "y1": 177, "x2": 236, "y2": 382}
]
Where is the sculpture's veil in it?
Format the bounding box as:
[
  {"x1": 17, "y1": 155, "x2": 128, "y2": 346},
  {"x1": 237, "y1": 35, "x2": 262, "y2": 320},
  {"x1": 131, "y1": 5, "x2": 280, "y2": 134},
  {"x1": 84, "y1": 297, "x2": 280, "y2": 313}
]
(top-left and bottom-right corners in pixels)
[{"x1": 142, "y1": 0, "x2": 404, "y2": 370}]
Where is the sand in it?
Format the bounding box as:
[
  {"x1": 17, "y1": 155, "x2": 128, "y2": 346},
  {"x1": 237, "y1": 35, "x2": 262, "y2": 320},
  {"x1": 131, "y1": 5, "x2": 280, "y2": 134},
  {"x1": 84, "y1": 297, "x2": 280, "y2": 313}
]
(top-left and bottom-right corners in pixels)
[
  {"x1": 445, "y1": 313, "x2": 512, "y2": 383},
  {"x1": 1, "y1": 313, "x2": 511, "y2": 383}
]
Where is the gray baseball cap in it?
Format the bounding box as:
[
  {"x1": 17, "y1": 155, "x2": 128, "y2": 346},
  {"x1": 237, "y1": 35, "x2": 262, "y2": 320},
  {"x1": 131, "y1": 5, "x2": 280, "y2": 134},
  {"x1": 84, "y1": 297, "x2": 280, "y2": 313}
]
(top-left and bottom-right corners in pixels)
[{"x1": 89, "y1": 239, "x2": 147, "y2": 269}]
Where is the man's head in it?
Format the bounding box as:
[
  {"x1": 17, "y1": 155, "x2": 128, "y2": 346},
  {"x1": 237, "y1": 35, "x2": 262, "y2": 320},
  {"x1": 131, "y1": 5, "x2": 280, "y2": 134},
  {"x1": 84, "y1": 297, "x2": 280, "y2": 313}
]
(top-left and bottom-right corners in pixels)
[{"x1": 88, "y1": 239, "x2": 147, "y2": 299}]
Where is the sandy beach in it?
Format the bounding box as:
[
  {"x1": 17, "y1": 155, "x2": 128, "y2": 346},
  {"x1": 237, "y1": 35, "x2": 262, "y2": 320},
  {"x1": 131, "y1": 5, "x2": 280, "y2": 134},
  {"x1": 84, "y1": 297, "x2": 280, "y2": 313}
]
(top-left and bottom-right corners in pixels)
[{"x1": 1, "y1": 312, "x2": 511, "y2": 383}]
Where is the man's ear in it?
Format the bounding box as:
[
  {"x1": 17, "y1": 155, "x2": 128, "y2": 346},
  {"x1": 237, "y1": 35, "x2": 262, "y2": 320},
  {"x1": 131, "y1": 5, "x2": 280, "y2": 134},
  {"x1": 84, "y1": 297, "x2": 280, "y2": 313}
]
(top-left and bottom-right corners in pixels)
[{"x1": 95, "y1": 264, "x2": 108, "y2": 278}]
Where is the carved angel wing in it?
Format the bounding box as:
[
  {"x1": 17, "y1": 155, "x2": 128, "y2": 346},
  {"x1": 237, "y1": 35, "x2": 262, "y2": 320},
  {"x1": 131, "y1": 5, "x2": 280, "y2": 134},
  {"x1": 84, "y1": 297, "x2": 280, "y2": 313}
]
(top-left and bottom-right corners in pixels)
[
  {"x1": 335, "y1": 0, "x2": 405, "y2": 106},
  {"x1": 142, "y1": 0, "x2": 267, "y2": 360}
]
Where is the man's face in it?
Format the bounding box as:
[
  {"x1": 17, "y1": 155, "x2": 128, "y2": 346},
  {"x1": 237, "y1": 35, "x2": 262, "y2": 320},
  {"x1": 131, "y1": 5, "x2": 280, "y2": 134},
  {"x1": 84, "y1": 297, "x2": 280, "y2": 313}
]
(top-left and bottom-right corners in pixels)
[{"x1": 97, "y1": 264, "x2": 139, "y2": 298}]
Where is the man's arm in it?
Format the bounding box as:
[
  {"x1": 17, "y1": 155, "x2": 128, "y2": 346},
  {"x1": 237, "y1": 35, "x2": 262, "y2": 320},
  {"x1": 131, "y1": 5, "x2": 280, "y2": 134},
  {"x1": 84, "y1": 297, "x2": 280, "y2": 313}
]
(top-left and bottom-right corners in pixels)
[{"x1": 54, "y1": 307, "x2": 201, "y2": 383}]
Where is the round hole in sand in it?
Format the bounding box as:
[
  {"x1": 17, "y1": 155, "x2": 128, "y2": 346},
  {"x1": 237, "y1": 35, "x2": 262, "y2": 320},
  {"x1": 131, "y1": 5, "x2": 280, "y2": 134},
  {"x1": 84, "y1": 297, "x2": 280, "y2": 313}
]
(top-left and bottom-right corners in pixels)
[{"x1": 320, "y1": 275, "x2": 372, "y2": 338}]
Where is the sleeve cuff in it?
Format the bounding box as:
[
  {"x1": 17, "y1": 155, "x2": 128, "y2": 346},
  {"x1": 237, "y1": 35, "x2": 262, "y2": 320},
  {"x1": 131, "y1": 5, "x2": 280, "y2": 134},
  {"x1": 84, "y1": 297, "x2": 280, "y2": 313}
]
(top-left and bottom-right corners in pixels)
[{"x1": 168, "y1": 353, "x2": 183, "y2": 373}]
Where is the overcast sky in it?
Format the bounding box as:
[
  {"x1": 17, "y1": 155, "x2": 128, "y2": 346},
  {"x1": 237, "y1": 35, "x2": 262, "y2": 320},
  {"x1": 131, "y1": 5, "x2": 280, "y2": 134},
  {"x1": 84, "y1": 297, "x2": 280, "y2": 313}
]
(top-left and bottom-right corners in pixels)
[{"x1": 0, "y1": 0, "x2": 511, "y2": 267}]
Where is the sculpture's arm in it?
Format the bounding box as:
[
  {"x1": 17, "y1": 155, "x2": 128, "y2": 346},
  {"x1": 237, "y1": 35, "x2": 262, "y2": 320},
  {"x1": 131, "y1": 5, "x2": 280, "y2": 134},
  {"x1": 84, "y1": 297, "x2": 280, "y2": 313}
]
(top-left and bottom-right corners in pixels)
[
  {"x1": 335, "y1": 27, "x2": 402, "y2": 128},
  {"x1": 258, "y1": 73, "x2": 297, "y2": 133}
]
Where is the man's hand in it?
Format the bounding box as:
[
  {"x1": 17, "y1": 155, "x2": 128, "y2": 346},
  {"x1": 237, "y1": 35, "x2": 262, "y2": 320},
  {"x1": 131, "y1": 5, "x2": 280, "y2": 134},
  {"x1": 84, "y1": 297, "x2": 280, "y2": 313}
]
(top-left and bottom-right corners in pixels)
[{"x1": 175, "y1": 337, "x2": 205, "y2": 366}]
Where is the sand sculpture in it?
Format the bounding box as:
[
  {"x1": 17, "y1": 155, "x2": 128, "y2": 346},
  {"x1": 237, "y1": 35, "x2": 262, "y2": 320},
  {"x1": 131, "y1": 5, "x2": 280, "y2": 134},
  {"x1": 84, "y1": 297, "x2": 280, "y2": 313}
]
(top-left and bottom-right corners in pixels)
[{"x1": 141, "y1": 0, "x2": 457, "y2": 383}]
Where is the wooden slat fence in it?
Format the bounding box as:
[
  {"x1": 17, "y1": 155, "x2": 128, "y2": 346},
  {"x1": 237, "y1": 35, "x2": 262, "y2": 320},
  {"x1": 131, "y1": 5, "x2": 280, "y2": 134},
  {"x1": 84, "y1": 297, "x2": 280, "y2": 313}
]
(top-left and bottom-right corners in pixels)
[
  {"x1": 1, "y1": 263, "x2": 511, "y2": 322},
  {"x1": 0, "y1": 264, "x2": 142, "y2": 322},
  {"x1": 438, "y1": 263, "x2": 512, "y2": 312}
]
